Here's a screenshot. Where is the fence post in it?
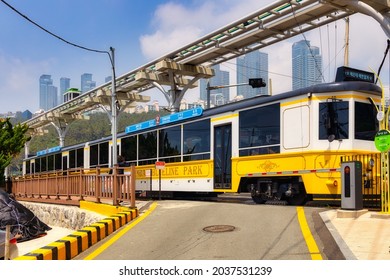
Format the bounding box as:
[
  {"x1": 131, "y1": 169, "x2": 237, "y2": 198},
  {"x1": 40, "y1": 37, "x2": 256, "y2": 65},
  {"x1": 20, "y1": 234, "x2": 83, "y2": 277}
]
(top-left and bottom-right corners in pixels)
[
  {"x1": 131, "y1": 164, "x2": 136, "y2": 208},
  {"x1": 96, "y1": 167, "x2": 101, "y2": 203},
  {"x1": 113, "y1": 165, "x2": 118, "y2": 205},
  {"x1": 79, "y1": 168, "x2": 84, "y2": 201},
  {"x1": 66, "y1": 171, "x2": 71, "y2": 200}
]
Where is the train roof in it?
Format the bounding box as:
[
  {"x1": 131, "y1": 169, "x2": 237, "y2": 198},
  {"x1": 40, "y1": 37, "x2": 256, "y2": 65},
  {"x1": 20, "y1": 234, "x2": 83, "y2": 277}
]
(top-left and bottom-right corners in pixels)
[
  {"x1": 118, "y1": 80, "x2": 382, "y2": 137},
  {"x1": 26, "y1": 80, "x2": 382, "y2": 159},
  {"x1": 201, "y1": 80, "x2": 382, "y2": 119}
]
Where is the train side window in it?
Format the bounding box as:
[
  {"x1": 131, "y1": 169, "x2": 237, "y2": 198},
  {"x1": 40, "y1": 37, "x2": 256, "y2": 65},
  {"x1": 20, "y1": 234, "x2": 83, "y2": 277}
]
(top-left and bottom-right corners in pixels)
[
  {"x1": 25, "y1": 160, "x2": 30, "y2": 174},
  {"x1": 355, "y1": 102, "x2": 378, "y2": 140},
  {"x1": 139, "y1": 131, "x2": 157, "y2": 160},
  {"x1": 121, "y1": 136, "x2": 137, "y2": 161},
  {"x1": 69, "y1": 150, "x2": 76, "y2": 169},
  {"x1": 183, "y1": 119, "x2": 210, "y2": 161},
  {"x1": 47, "y1": 155, "x2": 54, "y2": 171},
  {"x1": 159, "y1": 125, "x2": 181, "y2": 158},
  {"x1": 41, "y1": 156, "x2": 47, "y2": 172},
  {"x1": 76, "y1": 148, "x2": 84, "y2": 167},
  {"x1": 55, "y1": 153, "x2": 62, "y2": 170},
  {"x1": 319, "y1": 101, "x2": 349, "y2": 141},
  {"x1": 35, "y1": 159, "x2": 41, "y2": 173},
  {"x1": 99, "y1": 142, "x2": 109, "y2": 166},
  {"x1": 90, "y1": 144, "x2": 98, "y2": 167},
  {"x1": 239, "y1": 103, "x2": 280, "y2": 156}
]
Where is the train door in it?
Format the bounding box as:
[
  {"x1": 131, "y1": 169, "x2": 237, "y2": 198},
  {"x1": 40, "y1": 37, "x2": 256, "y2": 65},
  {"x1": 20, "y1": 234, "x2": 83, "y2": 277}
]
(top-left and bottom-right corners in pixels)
[{"x1": 214, "y1": 124, "x2": 232, "y2": 189}]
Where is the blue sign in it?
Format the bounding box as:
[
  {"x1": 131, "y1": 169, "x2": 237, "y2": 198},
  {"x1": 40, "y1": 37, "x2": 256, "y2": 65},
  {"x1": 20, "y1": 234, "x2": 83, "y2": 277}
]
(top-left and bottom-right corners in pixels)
[
  {"x1": 37, "y1": 146, "x2": 62, "y2": 156},
  {"x1": 125, "y1": 107, "x2": 203, "y2": 134},
  {"x1": 159, "y1": 107, "x2": 203, "y2": 125},
  {"x1": 125, "y1": 119, "x2": 156, "y2": 133}
]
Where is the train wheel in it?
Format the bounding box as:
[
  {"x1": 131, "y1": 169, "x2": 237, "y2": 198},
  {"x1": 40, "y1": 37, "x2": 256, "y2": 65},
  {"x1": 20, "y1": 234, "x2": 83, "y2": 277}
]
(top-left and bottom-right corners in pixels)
[{"x1": 286, "y1": 183, "x2": 309, "y2": 205}]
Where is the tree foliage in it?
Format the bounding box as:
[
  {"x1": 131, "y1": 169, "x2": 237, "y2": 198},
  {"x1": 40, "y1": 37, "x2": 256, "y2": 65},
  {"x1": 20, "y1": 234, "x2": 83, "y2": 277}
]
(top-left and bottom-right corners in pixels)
[
  {"x1": 0, "y1": 118, "x2": 30, "y2": 185},
  {"x1": 28, "y1": 111, "x2": 169, "y2": 154}
]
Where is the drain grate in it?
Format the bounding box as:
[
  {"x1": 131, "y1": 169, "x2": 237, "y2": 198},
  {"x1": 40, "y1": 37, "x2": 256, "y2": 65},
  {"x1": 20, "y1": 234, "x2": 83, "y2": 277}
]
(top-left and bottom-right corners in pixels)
[{"x1": 203, "y1": 225, "x2": 236, "y2": 233}]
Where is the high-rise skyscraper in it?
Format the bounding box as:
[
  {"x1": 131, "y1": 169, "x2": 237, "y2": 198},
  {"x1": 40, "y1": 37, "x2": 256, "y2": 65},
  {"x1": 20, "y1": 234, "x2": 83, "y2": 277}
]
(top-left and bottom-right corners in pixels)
[
  {"x1": 292, "y1": 40, "x2": 323, "y2": 90},
  {"x1": 39, "y1": 74, "x2": 58, "y2": 111},
  {"x1": 199, "y1": 64, "x2": 229, "y2": 106},
  {"x1": 81, "y1": 73, "x2": 96, "y2": 93},
  {"x1": 59, "y1": 77, "x2": 70, "y2": 105},
  {"x1": 237, "y1": 51, "x2": 268, "y2": 98}
]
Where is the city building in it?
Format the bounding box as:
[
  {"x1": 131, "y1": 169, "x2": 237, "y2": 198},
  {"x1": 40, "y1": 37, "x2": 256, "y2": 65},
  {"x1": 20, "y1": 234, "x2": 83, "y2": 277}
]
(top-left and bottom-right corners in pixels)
[
  {"x1": 237, "y1": 50, "x2": 268, "y2": 98},
  {"x1": 39, "y1": 74, "x2": 58, "y2": 111},
  {"x1": 59, "y1": 77, "x2": 70, "y2": 105},
  {"x1": 199, "y1": 64, "x2": 229, "y2": 106},
  {"x1": 292, "y1": 40, "x2": 323, "y2": 90},
  {"x1": 81, "y1": 73, "x2": 96, "y2": 93}
]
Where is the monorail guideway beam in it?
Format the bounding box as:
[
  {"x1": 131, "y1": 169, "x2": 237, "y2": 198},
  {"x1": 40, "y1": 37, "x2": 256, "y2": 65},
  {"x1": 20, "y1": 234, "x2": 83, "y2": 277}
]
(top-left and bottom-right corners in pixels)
[
  {"x1": 326, "y1": 0, "x2": 390, "y2": 38},
  {"x1": 134, "y1": 59, "x2": 215, "y2": 112}
]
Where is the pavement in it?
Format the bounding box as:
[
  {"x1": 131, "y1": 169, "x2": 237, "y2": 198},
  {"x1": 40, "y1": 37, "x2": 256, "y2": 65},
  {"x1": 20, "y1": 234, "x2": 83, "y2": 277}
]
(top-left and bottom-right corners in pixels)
[
  {"x1": 320, "y1": 209, "x2": 390, "y2": 260},
  {"x1": 13, "y1": 200, "x2": 390, "y2": 260}
]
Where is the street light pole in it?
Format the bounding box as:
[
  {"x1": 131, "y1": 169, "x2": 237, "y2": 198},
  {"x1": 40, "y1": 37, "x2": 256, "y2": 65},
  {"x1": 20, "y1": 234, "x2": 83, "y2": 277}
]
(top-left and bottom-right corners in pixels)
[
  {"x1": 206, "y1": 80, "x2": 211, "y2": 109},
  {"x1": 110, "y1": 47, "x2": 118, "y2": 167}
]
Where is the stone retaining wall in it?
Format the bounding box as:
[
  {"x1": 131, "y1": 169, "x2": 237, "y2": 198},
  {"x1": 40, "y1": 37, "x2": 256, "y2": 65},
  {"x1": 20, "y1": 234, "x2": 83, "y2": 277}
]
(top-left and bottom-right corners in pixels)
[{"x1": 19, "y1": 201, "x2": 106, "y2": 230}]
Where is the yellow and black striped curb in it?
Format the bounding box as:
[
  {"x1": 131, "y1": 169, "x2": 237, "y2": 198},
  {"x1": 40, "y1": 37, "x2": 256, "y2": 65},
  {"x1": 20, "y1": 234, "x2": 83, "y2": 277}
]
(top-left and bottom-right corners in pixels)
[{"x1": 14, "y1": 207, "x2": 138, "y2": 260}]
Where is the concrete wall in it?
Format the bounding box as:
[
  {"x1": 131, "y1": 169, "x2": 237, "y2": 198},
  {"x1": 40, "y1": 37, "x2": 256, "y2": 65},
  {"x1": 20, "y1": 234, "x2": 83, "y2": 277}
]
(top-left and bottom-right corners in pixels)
[{"x1": 19, "y1": 201, "x2": 106, "y2": 230}]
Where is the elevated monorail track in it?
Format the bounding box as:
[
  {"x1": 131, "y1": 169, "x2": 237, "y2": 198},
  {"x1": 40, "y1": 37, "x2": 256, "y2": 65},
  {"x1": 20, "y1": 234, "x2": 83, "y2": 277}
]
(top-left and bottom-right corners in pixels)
[{"x1": 23, "y1": 0, "x2": 389, "y2": 136}]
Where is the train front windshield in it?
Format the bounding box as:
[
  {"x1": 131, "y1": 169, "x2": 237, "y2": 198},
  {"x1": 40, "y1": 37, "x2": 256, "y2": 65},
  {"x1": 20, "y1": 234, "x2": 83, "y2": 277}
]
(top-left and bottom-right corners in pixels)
[{"x1": 319, "y1": 100, "x2": 378, "y2": 142}]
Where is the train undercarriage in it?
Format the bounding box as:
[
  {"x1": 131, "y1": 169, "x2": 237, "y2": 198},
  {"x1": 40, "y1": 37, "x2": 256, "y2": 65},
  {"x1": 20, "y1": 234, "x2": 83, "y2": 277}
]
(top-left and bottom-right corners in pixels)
[{"x1": 246, "y1": 177, "x2": 310, "y2": 206}]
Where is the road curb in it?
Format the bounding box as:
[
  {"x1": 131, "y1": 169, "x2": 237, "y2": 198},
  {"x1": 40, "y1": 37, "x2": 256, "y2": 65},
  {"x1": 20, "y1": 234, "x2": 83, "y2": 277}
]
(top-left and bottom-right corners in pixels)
[{"x1": 14, "y1": 203, "x2": 139, "y2": 260}]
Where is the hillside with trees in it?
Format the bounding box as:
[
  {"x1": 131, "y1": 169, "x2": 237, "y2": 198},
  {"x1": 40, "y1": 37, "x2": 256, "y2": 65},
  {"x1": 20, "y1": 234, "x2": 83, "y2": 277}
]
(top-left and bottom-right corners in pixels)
[{"x1": 7, "y1": 110, "x2": 168, "y2": 176}]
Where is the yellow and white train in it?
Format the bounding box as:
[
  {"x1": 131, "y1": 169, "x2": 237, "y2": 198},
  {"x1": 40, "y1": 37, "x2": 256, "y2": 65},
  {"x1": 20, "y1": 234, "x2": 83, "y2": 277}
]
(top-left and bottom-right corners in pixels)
[{"x1": 23, "y1": 67, "x2": 382, "y2": 205}]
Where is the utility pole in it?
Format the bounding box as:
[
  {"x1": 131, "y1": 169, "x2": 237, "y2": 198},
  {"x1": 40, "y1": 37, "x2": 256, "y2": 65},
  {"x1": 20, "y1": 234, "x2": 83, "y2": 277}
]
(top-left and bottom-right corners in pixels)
[{"x1": 110, "y1": 47, "x2": 118, "y2": 167}]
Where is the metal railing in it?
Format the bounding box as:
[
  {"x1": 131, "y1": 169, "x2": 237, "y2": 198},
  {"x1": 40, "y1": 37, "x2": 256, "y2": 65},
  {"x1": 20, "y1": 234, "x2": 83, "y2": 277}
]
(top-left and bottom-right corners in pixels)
[{"x1": 11, "y1": 165, "x2": 136, "y2": 208}]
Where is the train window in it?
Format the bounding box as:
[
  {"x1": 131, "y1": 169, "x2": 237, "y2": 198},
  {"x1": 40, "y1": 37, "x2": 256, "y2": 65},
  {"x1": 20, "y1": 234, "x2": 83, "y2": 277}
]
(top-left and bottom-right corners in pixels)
[
  {"x1": 69, "y1": 150, "x2": 76, "y2": 169},
  {"x1": 41, "y1": 157, "x2": 47, "y2": 172},
  {"x1": 183, "y1": 119, "x2": 210, "y2": 161},
  {"x1": 355, "y1": 102, "x2": 378, "y2": 140},
  {"x1": 99, "y1": 142, "x2": 109, "y2": 166},
  {"x1": 139, "y1": 131, "x2": 157, "y2": 160},
  {"x1": 25, "y1": 160, "x2": 30, "y2": 174},
  {"x1": 76, "y1": 148, "x2": 84, "y2": 167},
  {"x1": 121, "y1": 136, "x2": 137, "y2": 161},
  {"x1": 159, "y1": 126, "x2": 181, "y2": 158},
  {"x1": 35, "y1": 159, "x2": 41, "y2": 173},
  {"x1": 55, "y1": 153, "x2": 62, "y2": 170},
  {"x1": 47, "y1": 155, "x2": 54, "y2": 171},
  {"x1": 90, "y1": 144, "x2": 98, "y2": 166},
  {"x1": 319, "y1": 101, "x2": 349, "y2": 140},
  {"x1": 239, "y1": 103, "x2": 280, "y2": 156}
]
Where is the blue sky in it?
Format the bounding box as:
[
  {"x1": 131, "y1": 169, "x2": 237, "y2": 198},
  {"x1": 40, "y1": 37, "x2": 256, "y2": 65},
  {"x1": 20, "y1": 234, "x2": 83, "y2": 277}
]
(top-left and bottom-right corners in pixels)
[{"x1": 0, "y1": 0, "x2": 389, "y2": 113}]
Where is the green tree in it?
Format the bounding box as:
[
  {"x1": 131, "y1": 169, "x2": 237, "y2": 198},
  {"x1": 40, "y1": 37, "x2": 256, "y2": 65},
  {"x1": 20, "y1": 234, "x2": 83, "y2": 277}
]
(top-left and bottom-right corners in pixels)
[{"x1": 0, "y1": 118, "x2": 30, "y2": 187}]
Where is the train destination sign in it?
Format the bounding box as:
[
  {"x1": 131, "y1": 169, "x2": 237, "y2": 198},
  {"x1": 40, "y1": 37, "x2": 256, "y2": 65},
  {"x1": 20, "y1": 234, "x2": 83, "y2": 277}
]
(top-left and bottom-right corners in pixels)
[
  {"x1": 125, "y1": 107, "x2": 203, "y2": 134},
  {"x1": 374, "y1": 129, "x2": 390, "y2": 152}
]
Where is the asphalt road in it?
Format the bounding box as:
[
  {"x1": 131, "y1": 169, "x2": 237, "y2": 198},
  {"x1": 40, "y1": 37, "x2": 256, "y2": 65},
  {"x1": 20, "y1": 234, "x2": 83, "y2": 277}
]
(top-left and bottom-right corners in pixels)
[{"x1": 74, "y1": 199, "x2": 342, "y2": 260}]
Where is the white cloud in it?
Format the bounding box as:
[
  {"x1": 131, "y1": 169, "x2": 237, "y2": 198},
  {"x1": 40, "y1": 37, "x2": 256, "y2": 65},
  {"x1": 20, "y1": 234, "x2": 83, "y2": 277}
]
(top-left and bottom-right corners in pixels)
[
  {"x1": 0, "y1": 53, "x2": 52, "y2": 113},
  {"x1": 140, "y1": 1, "x2": 389, "y2": 96},
  {"x1": 140, "y1": 0, "x2": 271, "y2": 60}
]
